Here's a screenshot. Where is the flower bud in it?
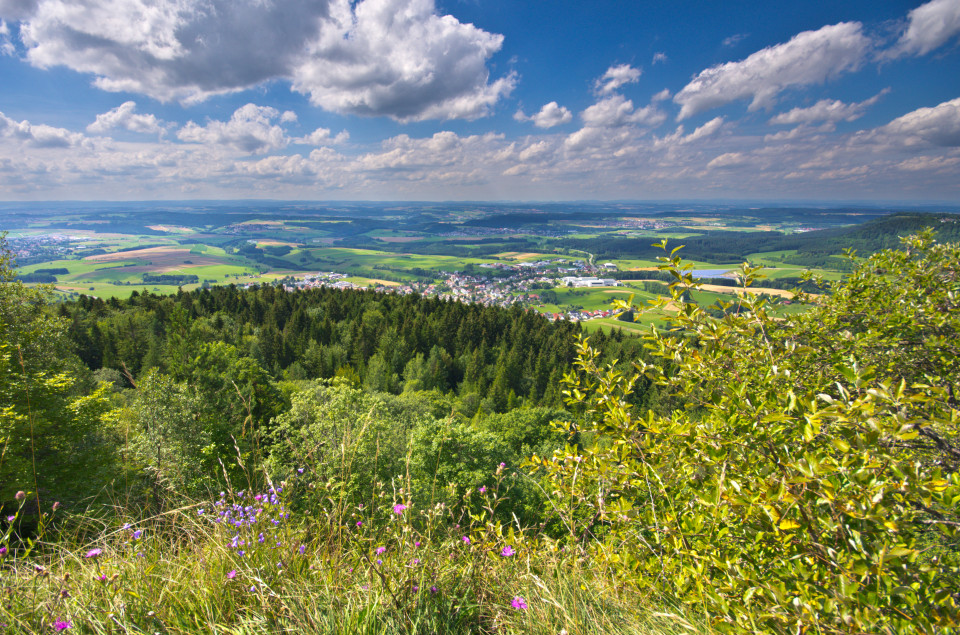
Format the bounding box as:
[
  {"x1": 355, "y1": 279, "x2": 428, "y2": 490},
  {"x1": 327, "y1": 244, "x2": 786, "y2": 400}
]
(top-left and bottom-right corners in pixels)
[{"x1": 14, "y1": 491, "x2": 25, "y2": 501}]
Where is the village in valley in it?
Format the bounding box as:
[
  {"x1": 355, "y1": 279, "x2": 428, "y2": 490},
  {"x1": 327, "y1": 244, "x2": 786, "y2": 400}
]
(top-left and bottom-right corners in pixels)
[{"x1": 278, "y1": 258, "x2": 627, "y2": 323}]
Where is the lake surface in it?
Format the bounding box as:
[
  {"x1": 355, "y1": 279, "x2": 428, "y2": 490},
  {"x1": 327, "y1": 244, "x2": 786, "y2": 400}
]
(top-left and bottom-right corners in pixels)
[{"x1": 692, "y1": 269, "x2": 730, "y2": 278}]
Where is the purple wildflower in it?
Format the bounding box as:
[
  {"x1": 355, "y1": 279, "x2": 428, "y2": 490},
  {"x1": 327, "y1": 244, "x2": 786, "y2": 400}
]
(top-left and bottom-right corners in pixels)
[
  {"x1": 376, "y1": 546, "x2": 386, "y2": 555},
  {"x1": 84, "y1": 548, "x2": 102, "y2": 559},
  {"x1": 297, "y1": 468, "x2": 304, "y2": 474},
  {"x1": 430, "y1": 586, "x2": 438, "y2": 595},
  {"x1": 227, "y1": 570, "x2": 237, "y2": 579},
  {"x1": 414, "y1": 541, "x2": 421, "y2": 547},
  {"x1": 501, "y1": 545, "x2": 515, "y2": 557},
  {"x1": 461, "y1": 536, "x2": 470, "y2": 545},
  {"x1": 356, "y1": 521, "x2": 363, "y2": 528},
  {"x1": 53, "y1": 620, "x2": 71, "y2": 631},
  {"x1": 511, "y1": 596, "x2": 528, "y2": 610},
  {"x1": 0, "y1": 547, "x2": 7, "y2": 557},
  {"x1": 377, "y1": 559, "x2": 383, "y2": 565},
  {"x1": 14, "y1": 491, "x2": 25, "y2": 501},
  {"x1": 298, "y1": 544, "x2": 306, "y2": 555},
  {"x1": 132, "y1": 529, "x2": 142, "y2": 540},
  {"x1": 393, "y1": 503, "x2": 407, "y2": 515},
  {"x1": 479, "y1": 486, "x2": 486, "y2": 493}
]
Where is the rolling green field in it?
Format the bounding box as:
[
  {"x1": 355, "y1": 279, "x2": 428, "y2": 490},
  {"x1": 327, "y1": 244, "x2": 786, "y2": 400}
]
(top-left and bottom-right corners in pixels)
[{"x1": 7, "y1": 201, "x2": 918, "y2": 324}]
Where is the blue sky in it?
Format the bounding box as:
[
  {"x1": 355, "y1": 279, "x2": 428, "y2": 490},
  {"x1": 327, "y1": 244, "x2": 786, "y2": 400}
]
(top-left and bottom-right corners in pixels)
[{"x1": 0, "y1": 0, "x2": 958, "y2": 201}]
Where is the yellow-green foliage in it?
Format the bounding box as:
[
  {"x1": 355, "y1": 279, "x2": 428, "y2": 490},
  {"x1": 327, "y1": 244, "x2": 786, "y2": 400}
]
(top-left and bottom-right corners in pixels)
[{"x1": 538, "y1": 233, "x2": 960, "y2": 633}]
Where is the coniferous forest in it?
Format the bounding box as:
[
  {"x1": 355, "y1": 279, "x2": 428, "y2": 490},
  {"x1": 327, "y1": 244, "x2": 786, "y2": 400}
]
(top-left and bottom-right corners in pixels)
[{"x1": 1, "y1": 232, "x2": 959, "y2": 634}]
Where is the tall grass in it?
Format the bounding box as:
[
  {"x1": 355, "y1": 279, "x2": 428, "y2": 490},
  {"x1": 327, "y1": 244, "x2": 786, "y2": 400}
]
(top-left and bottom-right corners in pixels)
[{"x1": 0, "y1": 467, "x2": 703, "y2": 634}]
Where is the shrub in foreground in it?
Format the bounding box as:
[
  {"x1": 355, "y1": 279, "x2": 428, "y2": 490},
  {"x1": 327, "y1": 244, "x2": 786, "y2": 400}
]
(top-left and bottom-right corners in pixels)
[{"x1": 540, "y1": 233, "x2": 960, "y2": 633}]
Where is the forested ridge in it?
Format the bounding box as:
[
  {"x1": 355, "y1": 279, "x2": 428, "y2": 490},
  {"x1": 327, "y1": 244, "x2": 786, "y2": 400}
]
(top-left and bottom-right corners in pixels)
[
  {"x1": 560, "y1": 212, "x2": 960, "y2": 263},
  {"x1": 60, "y1": 283, "x2": 648, "y2": 412}
]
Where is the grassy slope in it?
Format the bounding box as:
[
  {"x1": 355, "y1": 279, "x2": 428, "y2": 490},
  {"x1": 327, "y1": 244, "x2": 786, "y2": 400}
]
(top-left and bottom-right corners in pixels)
[{"x1": 2, "y1": 480, "x2": 702, "y2": 635}]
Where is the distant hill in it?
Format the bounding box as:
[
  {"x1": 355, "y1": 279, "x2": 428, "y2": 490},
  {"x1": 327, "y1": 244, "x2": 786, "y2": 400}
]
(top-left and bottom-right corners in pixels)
[{"x1": 561, "y1": 212, "x2": 960, "y2": 265}]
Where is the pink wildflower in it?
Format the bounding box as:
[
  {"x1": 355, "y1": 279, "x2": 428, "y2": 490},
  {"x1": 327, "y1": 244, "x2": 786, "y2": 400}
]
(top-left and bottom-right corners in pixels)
[
  {"x1": 393, "y1": 503, "x2": 407, "y2": 515},
  {"x1": 511, "y1": 596, "x2": 528, "y2": 610}
]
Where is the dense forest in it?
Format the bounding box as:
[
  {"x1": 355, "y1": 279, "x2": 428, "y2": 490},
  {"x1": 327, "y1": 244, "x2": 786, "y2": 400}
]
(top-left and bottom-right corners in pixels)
[{"x1": 60, "y1": 283, "x2": 651, "y2": 413}]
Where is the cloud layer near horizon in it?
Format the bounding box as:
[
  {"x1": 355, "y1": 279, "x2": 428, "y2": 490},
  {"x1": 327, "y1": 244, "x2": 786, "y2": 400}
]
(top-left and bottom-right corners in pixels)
[{"x1": 1, "y1": 90, "x2": 957, "y2": 199}]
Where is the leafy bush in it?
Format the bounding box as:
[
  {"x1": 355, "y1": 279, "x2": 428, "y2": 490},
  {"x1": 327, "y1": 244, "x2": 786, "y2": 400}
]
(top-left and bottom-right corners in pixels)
[
  {"x1": 539, "y1": 233, "x2": 960, "y2": 633},
  {"x1": 0, "y1": 238, "x2": 116, "y2": 510}
]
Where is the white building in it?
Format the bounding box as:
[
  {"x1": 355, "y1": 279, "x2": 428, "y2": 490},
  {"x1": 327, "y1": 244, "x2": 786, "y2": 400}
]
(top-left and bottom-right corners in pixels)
[{"x1": 561, "y1": 276, "x2": 621, "y2": 288}]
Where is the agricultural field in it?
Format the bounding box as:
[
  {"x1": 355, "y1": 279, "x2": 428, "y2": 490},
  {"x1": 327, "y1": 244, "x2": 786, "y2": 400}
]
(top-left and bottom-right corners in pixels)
[{"x1": 3, "y1": 201, "x2": 958, "y2": 330}]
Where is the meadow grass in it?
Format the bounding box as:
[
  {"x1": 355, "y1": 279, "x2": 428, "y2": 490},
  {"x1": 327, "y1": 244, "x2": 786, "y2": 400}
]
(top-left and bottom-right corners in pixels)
[{"x1": 0, "y1": 471, "x2": 703, "y2": 635}]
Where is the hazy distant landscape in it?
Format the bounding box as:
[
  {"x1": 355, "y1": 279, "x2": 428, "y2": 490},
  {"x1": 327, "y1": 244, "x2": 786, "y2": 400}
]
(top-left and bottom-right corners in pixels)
[{"x1": 6, "y1": 200, "x2": 959, "y2": 332}]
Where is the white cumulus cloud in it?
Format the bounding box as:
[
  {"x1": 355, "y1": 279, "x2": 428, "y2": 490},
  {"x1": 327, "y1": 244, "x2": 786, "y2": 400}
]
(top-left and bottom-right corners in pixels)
[
  {"x1": 707, "y1": 152, "x2": 748, "y2": 169},
  {"x1": 0, "y1": 110, "x2": 87, "y2": 148},
  {"x1": 294, "y1": 127, "x2": 350, "y2": 146},
  {"x1": 896, "y1": 155, "x2": 960, "y2": 171},
  {"x1": 177, "y1": 104, "x2": 291, "y2": 154},
  {"x1": 888, "y1": 0, "x2": 960, "y2": 58},
  {"x1": 581, "y1": 95, "x2": 665, "y2": 128},
  {"x1": 769, "y1": 89, "x2": 889, "y2": 126},
  {"x1": 655, "y1": 116, "x2": 725, "y2": 148},
  {"x1": 4, "y1": 0, "x2": 512, "y2": 121},
  {"x1": 0, "y1": 19, "x2": 14, "y2": 55},
  {"x1": 595, "y1": 64, "x2": 641, "y2": 94},
  {"x1": 87, "y1": 101, "x2": 167, "y2": 136},
  {"x1": 674, "y1": 22, "x2": 872, "y2": 120},
  {"x1": 291, "y1": 0, "x2": 514, "y2": 121},
  {"x1": 515, "y1": 101, "x2": 573, "y2": 128},
  {"x1": 880, "y1": 97, "x2": 960, "y2": 147},
  {"x1": 651, "y1": 88, "x2": 672, "y2": 102}
]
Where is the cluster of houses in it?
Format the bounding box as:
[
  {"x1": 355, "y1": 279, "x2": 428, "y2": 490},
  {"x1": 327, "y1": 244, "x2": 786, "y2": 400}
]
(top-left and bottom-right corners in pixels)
[
  {"x1": 560, "y1": 276, "x2": 621, "y2": 288},
  {"x1": 278, "y1": 257, "x2": 626, "y2": 322}
]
